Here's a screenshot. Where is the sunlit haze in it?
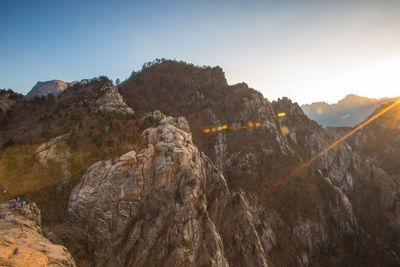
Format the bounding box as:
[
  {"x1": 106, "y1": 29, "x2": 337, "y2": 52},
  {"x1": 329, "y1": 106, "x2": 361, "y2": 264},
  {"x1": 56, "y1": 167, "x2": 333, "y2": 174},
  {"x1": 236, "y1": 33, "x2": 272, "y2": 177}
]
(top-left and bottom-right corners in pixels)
[{"x1": 1, "y1": 0, "x2": 399, "y2": 104}]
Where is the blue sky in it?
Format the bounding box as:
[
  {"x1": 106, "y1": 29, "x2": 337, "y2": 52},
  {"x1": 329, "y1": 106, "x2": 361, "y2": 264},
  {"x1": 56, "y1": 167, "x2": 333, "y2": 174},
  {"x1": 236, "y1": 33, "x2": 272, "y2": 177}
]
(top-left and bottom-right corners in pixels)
[{"x1": 1, "y1": 0, "x2": 399, "y2": 104}]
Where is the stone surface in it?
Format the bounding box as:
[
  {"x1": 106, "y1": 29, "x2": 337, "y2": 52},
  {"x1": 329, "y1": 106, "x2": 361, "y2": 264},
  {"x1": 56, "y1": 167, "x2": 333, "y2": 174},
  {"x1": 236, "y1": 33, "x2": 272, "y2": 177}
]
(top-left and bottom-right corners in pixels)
[
  {"x1": 0, "y1": 201, "x2": 76, "y2": 266},
  {"x1": 96, "y1": 84, "x2": 134, "y2": 114},
  {"x1": 26, "y1": 80, "x2": 74, "y2": 99}
]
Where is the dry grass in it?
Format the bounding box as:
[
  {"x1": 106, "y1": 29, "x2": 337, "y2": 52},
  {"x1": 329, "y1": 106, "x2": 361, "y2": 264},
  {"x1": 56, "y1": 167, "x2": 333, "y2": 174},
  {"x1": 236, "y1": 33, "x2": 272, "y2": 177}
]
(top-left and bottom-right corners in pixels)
[{"x1": 0, "y1": 144, "x2": 64, "y2": 200}]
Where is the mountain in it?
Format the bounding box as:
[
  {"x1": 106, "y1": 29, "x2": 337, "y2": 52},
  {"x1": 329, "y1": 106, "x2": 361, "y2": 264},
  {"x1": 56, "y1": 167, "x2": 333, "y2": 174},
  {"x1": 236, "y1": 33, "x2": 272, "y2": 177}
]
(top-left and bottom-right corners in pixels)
[
  {"x1": 26, "y1": 80, "x2": 78, "y2": 99},
  {"x1": 118, "y1": 60, "x2": 400, "y2": 266},
  {"x1": 0, "y1": 59, "x2": 399, "y2": 266},
  {"x1": 301, "y1": 94, "x2": 398, "y2": 127}
]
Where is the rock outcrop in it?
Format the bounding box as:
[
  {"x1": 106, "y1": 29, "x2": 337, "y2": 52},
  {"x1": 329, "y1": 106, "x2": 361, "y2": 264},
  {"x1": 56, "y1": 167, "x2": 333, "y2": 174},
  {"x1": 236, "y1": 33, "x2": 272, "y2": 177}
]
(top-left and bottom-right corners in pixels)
[
  {"x1": 68, "y1": 112, "x2": 268, "y2": 266},
  {"x1": 26, "y1": 80, "x2": 74, "y2": 99},
  {"x1": 96, "y1": 84, "x2": 134, "y2": 114},
  {"x1": 36, "y1": 135, "x2": 72, "y2": 180},
  {"x1": 0, "y1": 201, "x2": 76, "y2": 266}
]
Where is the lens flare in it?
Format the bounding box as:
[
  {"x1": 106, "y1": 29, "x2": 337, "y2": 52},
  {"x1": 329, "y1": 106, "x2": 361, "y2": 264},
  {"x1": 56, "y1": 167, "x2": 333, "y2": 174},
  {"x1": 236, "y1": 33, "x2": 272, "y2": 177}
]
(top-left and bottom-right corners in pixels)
[
  {"x1": 275, "y1": 100, "x2": 400, "y2": 189},
  {"x1": 281, "y1": 126, "x2": 290, "y2": 135}
]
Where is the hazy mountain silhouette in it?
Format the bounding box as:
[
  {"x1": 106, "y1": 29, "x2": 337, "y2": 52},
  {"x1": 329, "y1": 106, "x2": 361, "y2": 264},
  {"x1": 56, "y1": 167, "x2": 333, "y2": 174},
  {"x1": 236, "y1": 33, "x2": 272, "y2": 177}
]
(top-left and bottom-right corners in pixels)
[{"x1": 301, "y1": 94, "x2": 398, "y2": 127}]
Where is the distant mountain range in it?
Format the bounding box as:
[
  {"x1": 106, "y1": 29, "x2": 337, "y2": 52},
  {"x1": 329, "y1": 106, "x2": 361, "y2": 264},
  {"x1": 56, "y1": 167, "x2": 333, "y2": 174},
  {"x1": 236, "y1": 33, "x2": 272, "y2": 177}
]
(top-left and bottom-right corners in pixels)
[{"x1": 301, "y1": 94, "x2": 399, "y2": 127}]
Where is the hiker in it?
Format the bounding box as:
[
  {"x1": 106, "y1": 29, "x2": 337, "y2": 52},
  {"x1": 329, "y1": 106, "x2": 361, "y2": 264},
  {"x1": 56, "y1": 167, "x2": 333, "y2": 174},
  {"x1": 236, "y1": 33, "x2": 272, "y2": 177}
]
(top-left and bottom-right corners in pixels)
[
  {"x1": 13, "y1": 248, "x2": 18, "y2": 255},
  {"x1": 17, "y1": 196, "x2": 20, "y2": 202},
  {"x1": 14, "y1": 202, "x2": 17, "y2": 209},
  {"x1": 20, "y1": 199, "x2": 23, "y2": 207},
  {"x1": 9, "y1": 203, "x2": 12, "y2": 209}
]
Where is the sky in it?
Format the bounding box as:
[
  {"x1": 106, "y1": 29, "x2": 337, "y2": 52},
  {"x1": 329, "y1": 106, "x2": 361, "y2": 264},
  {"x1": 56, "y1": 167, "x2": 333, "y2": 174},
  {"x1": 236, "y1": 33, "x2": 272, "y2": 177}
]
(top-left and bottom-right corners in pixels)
[{"x1": 1, "y1": 0, "x2": 399, "y2": 104}]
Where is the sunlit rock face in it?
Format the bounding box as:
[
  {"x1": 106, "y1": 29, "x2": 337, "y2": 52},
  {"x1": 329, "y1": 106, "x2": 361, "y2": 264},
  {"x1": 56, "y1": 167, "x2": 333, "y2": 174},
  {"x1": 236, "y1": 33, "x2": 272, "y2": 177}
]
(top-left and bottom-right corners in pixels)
[
  {"x1": 0, "y1": 201, "x2": 76, "y2": 266},
  {"x1": 26, "y1": 80, "x2": 73, "y2": 99},
  {"x1": 68, "y1": 112, "x2": 269, "y2": 267}
]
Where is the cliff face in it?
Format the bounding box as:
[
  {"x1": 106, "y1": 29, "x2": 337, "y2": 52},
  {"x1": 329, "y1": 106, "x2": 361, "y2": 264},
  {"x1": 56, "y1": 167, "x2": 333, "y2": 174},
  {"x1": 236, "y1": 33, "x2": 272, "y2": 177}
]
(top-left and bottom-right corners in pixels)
[
  {"x1": 68, "y1": 112, "x2": 269, "y2": 267},
  {"x1": 0, "y1": 201, "x2": 75, "y2": 266}
]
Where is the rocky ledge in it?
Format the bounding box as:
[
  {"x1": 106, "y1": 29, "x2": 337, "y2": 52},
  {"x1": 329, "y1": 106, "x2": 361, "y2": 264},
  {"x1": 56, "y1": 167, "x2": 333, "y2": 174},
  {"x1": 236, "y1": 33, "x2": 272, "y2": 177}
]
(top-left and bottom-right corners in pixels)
[{"x1": 0, "y1": 201, "x2": 76, "y2": 267}]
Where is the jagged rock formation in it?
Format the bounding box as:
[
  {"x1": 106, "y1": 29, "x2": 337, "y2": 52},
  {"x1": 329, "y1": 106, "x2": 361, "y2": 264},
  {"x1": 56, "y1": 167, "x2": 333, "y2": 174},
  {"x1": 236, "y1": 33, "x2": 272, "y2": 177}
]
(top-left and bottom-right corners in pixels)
[
  {"x1": 26, "y1": 80, "x2": 76, "y2": 99},
  {"x1": 96, "y1": 84, "x2": 134, "y2": 114},
  {"x1": 0, "y1": 201, "x2": 76, "y2": 266},
  {"x1": 301, "y1": 94, "x2": 398, "y2": 127},
  {"x1": 68, "y1": 112, "x2": 269, "y2": 266}
]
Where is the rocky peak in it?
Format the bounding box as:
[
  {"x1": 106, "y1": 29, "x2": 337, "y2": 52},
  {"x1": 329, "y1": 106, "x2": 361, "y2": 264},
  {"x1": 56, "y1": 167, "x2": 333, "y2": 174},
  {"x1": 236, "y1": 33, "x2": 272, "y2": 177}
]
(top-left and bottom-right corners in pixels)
[{"x1": 26, "y1": 80, "x2": 78, "y2": 99}]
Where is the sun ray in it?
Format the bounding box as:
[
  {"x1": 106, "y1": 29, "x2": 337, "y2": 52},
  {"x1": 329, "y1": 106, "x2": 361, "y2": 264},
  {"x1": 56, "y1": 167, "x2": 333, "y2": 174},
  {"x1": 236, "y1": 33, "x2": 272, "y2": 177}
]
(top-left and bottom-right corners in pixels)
[{"x1": 274, "y1": 99, "x2": 400, "y2": 189}]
